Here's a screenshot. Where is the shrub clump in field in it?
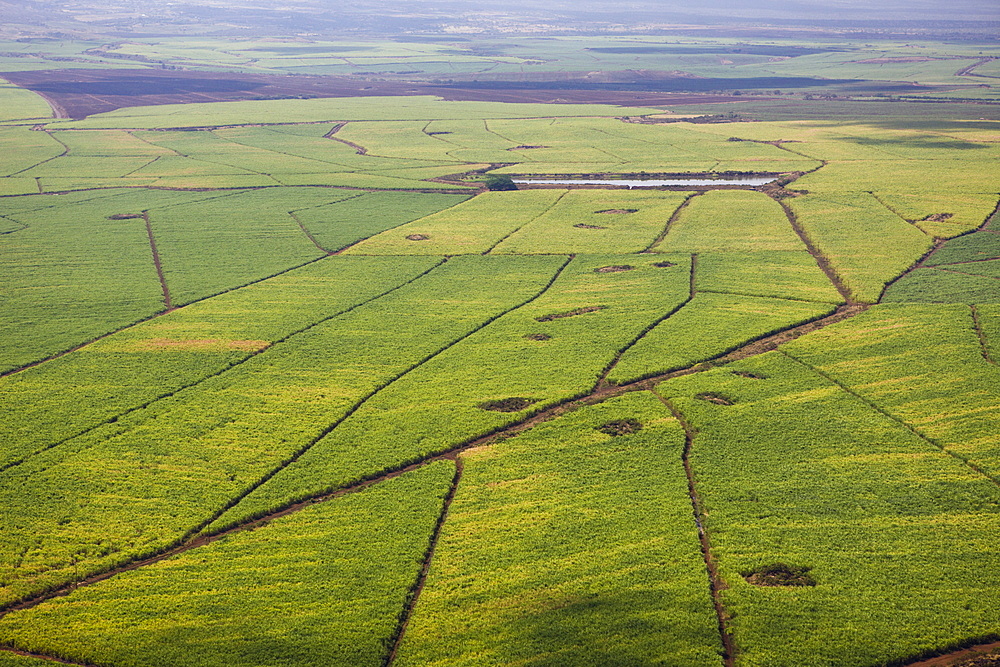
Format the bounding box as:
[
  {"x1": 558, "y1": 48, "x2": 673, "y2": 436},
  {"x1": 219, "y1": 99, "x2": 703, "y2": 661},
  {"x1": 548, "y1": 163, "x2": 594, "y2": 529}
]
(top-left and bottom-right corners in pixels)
[
  {"x1": 536, "y1": 306, "x2": 606, "y2": 322},
  {"x1": 108, "y1": 213, "x2": 143, "y2": 220},
  {"x1": 732, "y1": 371, "x2": 766, "y2": 379},
  {"x1": 574, "y1": 223, "x2": 607, "y2": 229},
  {"x1": 695, "y1": 392, "x2": 734, "y2": 405},
  {"x1": 597, "y1": 419, "x2": 642, "y2": 436},
  {"x1": 920, "y1": 212, "x2": 954, "y2": 222},
  {"x1": 595, "y1": 208, "x2": 638, "y2": 214},
  {"x1": 743, "y1": 563, "x2": 816, "y2": 587},
  {"x1": 478, "y1": 397, "x2": 538, "y2": 412},
  {"x1": 406, "y1": 234, "x2": 430, "y2": 241},
  {"x1": 652, "y1": 261, "x2": 676, "y2": 268},
  {"x1": 525, "y1": 333, "x2": 551, "y2": 341},
  {"x1": 595, "y1": 265, "x2": 634, "y2": 273},
  {"x1": 484, "y1": 175, "x2": 518, "y2": 191}
]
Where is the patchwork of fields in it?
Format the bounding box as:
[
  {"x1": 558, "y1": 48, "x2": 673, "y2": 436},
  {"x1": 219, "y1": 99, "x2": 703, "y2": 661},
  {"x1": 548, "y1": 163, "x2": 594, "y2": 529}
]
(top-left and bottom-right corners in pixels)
[{"x1": 1, "y1": 32, "x2": 999, "y2": 667}]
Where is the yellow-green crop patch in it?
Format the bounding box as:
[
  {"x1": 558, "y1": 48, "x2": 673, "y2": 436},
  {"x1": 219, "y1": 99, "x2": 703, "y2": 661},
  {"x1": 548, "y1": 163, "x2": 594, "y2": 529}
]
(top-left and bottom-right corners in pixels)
[
  {"x1": 395, "y1": 393, "x2": 723, "y2": 667},
  {"x1": 656, "y1": 351, "x2": 1000, "y2": 667},
  {"x1": 657, "y1": 190, "x2": 805, "y2": 252},
  {"x1": 0, "y1": 462, "x2": 455, "y2": 667}
]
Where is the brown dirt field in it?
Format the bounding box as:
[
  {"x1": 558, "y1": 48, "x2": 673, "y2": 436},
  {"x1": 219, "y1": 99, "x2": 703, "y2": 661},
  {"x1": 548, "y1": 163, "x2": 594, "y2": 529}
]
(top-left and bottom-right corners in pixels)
[{"x1": 1, "y1": 68, "x2": 750, "y2": 119}]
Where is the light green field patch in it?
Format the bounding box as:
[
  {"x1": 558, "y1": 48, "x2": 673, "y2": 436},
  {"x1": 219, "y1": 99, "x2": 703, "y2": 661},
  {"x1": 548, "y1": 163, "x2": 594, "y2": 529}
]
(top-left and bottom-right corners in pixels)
[
  {"x1": 491, "y1": 189, "x2": 692, "y2": 254},
  {"x1": 659, "y1": 189, "x2": 805, "y2": 252},
  {"x1": 696, "y1": 251, "x2": 842, "y2": 303},
  {"x1": 789, "y1": 193, "x2": 933, "y2": 302},
  {"x1": 874, "y1": 192, "x2": 999, "y2": 238},
  {"x1": 345, "y1": 189, "x2": 565, "y2": 255},
  {"x1": 656, "y1": 350, "x2": 1000, "y2": 667},
  {"x1": 212, "y1": 254, "x2": 693, "y2": 529},
  {"x1": 608, "y1": 292, "x2": 834, "y2": 384},
  {"x1": 395, "y1": 392, "x2": 723, "y2": 667},
  {"x1": 0, "y1": 462, "x2": 455, "y2": 667}
]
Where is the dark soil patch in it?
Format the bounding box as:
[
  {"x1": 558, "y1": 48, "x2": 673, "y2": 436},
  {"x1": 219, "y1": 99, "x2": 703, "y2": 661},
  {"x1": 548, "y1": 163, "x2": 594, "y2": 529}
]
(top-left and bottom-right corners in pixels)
[
  {"x1": 596, "y1": 208, "x2": 638, "y2": 214},
  {"x1": 955, "y1": 654, "x2": 1000, "y2": 667},
  {"x1": 744, "y1": 563, "x2": 816, "y2": 587},
  {"x1": 574, "y1": 223, "x2": 607, "y2": 229},
  {"x1": 597, "y1": 418, "x2": 642, "y2": 436},
  {"x1": 525, "y1": 333, "x2": 551, "y2": 341},
  {"x1": 535, "y1": 306, "x2": 606, "y2": 322},
  {"x1": 2, "y1": 69, "x2": 759, "y2": 120},
  {"x1": 695, "y1": 392, "x2": 734, "y2": 405},
  {"x1": 508, "y1": 145, "x2": 548, "y2": 150},
  {"x1": 426, "y1": 131, "x2": 451, "y2": 135},
  {"x1": 652, "y1": 261, "x2": 676, "y2": 268},
  {"x1": 731, "y1": 371, "x2": 766, "y2": 379},
  {"x1": 478, "y1": 397, "x2": 538, "y2": 412},
  {"x1": 406, "y1": 234, "x2": 430, "y2": 241},
  {"x1": 108, "y1": 213, "x2": 143, "y2": 220},
  {"x1": 595, "y1": 265, "x2": 634, "y2": 273},
  {"x1": 921, "y1": 213, "x2": 954, "y2": 222}
]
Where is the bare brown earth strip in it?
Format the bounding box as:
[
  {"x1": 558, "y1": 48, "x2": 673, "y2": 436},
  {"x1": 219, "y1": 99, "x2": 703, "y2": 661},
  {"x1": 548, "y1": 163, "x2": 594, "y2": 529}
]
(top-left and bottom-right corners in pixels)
[
  {"x1": 323, "y1": 122, "x2": 368, "y2": 155},
  {"x1": 655, "y1": 395, "x2": 736, "y2": 667},
  {"x1": 904, "y1": 640, "x2": 1000, "y2": 666},
  {"x1": 956, "y1": 58, "x2": 1000, "y2": 78},
  {"x1": 642, "y1": 191, "x2": 703, "y2": 252},
  {"x1": 0, "y1": 646, "x2": 95, "y2": 667},
  {"x1": 142, "y1": 211, "x2": 172, "y2": 311},
  {"x1": 0, "y1": 258, "x2": 449, "y2": 477},
  {"x1": 1, "y1": 69, "x2": 752, "y2": 119},
  {"x1": 970, "y1": 305, "x2": 997, "y2": 366},
  {"x1": 0, "y1": 300, "x2": 866, "y2": 619},
  {"x1": 288, "y1": 211, "x2": 334, "y2": 255},
  {"x1": 771, "y1": 194, "x2": 854, "y2": 304},
  {"x1": 383, "y1": 456, "x2": 464, "y2": 666}
]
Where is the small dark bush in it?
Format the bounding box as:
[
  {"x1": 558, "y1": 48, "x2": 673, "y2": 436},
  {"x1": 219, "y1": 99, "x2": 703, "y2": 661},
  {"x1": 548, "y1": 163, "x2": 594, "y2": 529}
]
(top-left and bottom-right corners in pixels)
[{"x1": 597, "y1": 419, "x2": 642, "y2": 436}]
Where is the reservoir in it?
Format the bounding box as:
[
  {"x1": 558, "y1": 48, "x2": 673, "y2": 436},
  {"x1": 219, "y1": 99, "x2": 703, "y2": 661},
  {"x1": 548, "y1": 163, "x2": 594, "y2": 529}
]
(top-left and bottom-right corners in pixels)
[{"x1": 512, "y1": 176, "x2": 777, "y2": 188}]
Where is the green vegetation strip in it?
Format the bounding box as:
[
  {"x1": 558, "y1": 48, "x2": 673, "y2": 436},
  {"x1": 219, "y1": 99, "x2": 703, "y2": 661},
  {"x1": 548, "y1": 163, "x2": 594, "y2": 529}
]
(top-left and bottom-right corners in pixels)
[
  {"x1": 211, "y1": 254, "x2": 693, "y2": 530},
  {"x1": 0, "y1": 255, "x2": 441, "y2": 469},
  {"x1": 0, "y1": 463, "x2": 455, "y2": 667},
  {"x1": 0, "y1": 256, "x2": 563, "y2": 608},
  {"x1": 656, "y1": 351, "x2": 1000, "y2": 667},
  {"x1": 394, "y1": 393, "x2": 723, "y2": 667}
]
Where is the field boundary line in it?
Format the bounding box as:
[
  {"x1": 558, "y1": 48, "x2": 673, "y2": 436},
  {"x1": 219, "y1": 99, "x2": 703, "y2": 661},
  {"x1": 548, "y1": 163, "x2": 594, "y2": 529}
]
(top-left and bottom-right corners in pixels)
[
  {"x1": 324, "y1": 122, "x2": 368, "y2": 155},
  {"x1": 8, "y1": 130, "x2": 69, "y2": 177},
  {"x1": 383, "y1": 457, "x2": 464, "y2": 666},
  {"x1": 0, "y1": 296, "x2": 865, "y2": 616},
  {"x1": 0, "y1": 646, "x2": 95, "y2": 667},
  {"x1": 899, "y1": 637, "x2": 1000, "y2": 666},
  {"x1": 596, "y1": 253, "x2": 697, "y2": 387},
  {"x1": 879, "y1": 195, "x2": 1000, "y2": 302},
  {"x1": 0, "y1": 259, "x2": 449, "y2": 476},
  {"x1": 867, "y1": 191, "x2": 929, "y2": 234},
  {"x1": 654, "y1": 394, "x2": 736, "y2": 667},
  {"x1": 288, "y1": 211, "x2": 334, "y2": 255},
  {"x1": 771, "y1": 194, "x2": 853, "y2": 304},
  {"x1": 195, "y1": 255, "x2": 575, "y2": 535},
  {"x1": 483, "y1": 189, "x2": 568, "y2": 254},
  {"x1": 779, "y1": 350, "x2": 1000, "y2": 490},
  {"x1": 970, "y1": 305, "x2": 997, "y2": 366},
  {"x1": 934, "y1": 265, "x2": 1000, "y2": 282},
  {"x1": 0, "y1": 248, "x2": 340, "y2": 380},
  {"x1": 642, "y1": 191, "x2": 702, "y2": 252},
  {"x1": 142, "y1": 211, "x2": 172, "y2": 311}
]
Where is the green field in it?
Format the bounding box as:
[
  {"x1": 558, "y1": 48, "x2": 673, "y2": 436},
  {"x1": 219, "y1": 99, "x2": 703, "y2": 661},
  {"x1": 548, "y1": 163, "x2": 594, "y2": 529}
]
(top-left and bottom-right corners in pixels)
[{"x1": 1, "y1": 26, "x2": 999, "y2": 667}]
